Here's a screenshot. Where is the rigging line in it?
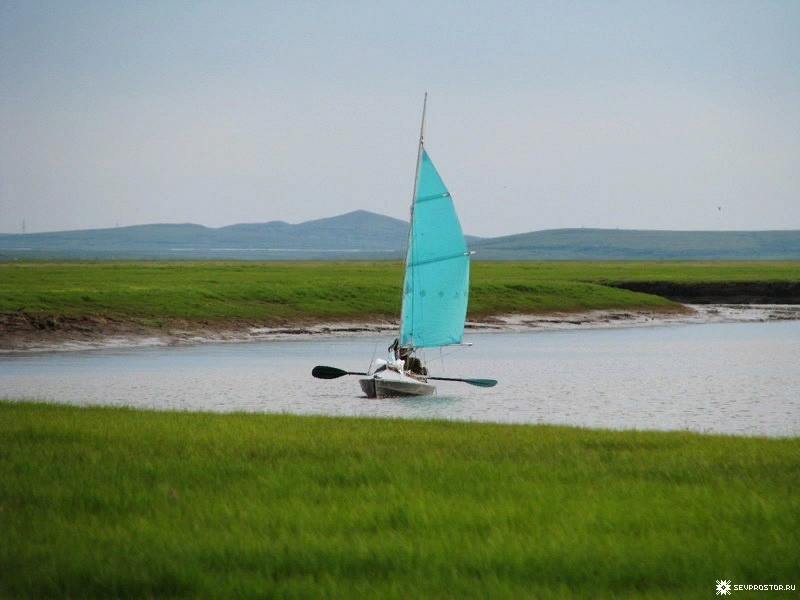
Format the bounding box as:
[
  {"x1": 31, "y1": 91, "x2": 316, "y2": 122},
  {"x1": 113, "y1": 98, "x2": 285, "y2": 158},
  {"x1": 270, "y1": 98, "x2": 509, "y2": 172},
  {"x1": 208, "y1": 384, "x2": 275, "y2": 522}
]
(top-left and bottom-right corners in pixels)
[
  {"x1": 427, "y1": 344, "x2": 469, "y2": 363},
  {"x1": 368, "y1": 341, "x2": 379, "y2": 373}
]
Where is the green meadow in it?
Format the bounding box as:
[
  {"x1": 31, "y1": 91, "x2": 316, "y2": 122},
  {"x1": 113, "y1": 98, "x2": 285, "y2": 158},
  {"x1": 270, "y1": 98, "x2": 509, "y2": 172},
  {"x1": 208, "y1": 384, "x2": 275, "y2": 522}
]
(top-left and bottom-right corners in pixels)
[
  {"x1": 1, "y1": 401, "x2": 797, "y2": 599},
  {"x1": 4, "y1": 260, "x2": 797, "y2": 327},
  {"x1": 473, "y1": 260, "x2": 800, "y2": 284}
]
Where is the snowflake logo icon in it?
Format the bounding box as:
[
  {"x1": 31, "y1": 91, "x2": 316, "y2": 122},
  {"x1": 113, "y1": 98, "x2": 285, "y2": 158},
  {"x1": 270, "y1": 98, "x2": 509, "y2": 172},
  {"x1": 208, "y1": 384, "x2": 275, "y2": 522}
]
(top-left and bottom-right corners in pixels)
[{"x1": 716, "y1": 580, "x2": 732, "y2": 595}]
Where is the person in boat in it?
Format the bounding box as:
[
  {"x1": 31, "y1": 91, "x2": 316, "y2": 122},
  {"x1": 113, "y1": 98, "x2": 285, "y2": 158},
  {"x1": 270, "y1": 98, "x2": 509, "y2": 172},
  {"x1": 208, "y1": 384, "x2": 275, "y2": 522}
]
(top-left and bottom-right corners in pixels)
[{"x1": 388, "y1": 338, "x2": 428, "y2": 376}]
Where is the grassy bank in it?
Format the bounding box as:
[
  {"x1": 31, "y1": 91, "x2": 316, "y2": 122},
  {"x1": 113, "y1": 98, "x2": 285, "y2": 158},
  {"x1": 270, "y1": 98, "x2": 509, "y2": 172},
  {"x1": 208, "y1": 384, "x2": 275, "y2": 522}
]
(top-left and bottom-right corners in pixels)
[
  {"x1": 472, "y1": 260, "x2": 800, "y2": 284},
  {"x1": 7, "y1": 260, "x2": 798, "y2": 327},
  {"x1": 1, "y1": 401, "x2": 798, "y2": 599}
]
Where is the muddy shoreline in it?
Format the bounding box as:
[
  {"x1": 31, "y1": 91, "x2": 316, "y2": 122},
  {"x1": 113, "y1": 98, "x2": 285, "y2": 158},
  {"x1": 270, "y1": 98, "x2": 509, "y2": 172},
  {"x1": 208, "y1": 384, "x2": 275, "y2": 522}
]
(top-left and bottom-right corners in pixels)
[{"x1": 2, "y1": 304, "x2": 799, "y2": 353}]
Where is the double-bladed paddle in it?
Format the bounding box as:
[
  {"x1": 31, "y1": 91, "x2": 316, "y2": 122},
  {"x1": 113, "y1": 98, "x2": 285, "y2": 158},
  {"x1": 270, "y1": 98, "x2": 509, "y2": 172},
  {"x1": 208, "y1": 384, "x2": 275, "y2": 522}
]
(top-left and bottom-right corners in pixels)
[{"x1": 312, "y1": 365, "x2": 497, "y2": 388}]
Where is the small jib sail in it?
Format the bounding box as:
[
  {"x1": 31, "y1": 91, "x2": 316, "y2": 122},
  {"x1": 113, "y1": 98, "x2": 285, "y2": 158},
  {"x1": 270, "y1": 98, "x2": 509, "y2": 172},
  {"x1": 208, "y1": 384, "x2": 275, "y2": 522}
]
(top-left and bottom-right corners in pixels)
[{"x1": 399, "y1": 148, "x2": 470, "y2": 349}]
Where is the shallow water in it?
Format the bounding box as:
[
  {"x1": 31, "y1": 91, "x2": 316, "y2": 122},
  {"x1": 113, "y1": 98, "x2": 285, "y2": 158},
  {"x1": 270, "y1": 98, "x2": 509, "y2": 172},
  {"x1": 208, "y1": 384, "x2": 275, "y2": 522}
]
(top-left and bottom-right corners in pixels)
[{"x1": 2, "y1": 321, "x2": 798, "y2": 437}]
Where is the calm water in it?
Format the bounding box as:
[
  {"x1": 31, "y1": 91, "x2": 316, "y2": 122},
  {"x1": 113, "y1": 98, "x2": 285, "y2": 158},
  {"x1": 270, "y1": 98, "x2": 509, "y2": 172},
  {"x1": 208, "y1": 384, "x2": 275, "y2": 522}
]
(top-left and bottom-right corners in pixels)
[{"x1": 2, "y1": 321, "x2": 798, "y2": 437}]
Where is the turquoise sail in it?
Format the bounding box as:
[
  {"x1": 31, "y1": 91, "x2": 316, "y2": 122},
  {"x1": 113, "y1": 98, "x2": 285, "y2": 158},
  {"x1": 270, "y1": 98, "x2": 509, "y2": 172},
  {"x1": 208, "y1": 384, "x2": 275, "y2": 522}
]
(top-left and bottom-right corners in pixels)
[{"x1": 400, "y1": 149, "x2": 470, "y2": 349}]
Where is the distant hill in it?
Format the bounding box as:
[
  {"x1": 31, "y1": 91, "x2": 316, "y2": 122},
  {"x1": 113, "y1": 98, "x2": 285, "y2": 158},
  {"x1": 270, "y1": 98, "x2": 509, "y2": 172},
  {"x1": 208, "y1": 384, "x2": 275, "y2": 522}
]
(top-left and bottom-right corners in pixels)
[
  {"x1": 470, "y1": 229, "x2": 800, "y2": 260},
  {"x1": 0, "y1": 211, "x2": 424, "y2": 260},
  {"x1": 1, "y1": 212, "x2": 798, "y2": 260}
]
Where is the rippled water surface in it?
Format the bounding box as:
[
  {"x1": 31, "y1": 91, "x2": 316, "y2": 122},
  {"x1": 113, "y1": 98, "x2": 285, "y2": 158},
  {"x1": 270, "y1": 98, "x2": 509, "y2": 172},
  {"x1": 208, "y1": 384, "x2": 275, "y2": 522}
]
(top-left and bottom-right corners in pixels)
[{"x1": 2, "y1": 321, "x2": 798, "y2": 437}]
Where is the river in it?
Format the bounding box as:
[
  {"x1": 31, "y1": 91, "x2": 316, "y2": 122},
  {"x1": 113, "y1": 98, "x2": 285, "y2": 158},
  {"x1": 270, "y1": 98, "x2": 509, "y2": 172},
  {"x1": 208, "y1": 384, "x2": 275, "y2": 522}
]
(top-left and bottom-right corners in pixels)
[{"x1": 2, "y1": 321, "x2": 798, "y2": 437}]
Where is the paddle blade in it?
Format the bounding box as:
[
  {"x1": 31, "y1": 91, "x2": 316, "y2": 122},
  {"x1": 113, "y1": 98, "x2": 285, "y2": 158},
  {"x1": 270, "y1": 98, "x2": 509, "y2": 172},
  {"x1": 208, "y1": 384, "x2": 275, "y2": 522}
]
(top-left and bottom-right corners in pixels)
[
  {"x1": 312, "y1": 366, "x2": 348, "y2": 379},
  {"x1": 312, "y1": 366, "x2": 369, "y2": 379},
  {"x1": 464, "y1": 378, "x2": 498, "y2": 388},
  {"x1": 427, "y1": 376, "x2": 498, "y2": 388}
]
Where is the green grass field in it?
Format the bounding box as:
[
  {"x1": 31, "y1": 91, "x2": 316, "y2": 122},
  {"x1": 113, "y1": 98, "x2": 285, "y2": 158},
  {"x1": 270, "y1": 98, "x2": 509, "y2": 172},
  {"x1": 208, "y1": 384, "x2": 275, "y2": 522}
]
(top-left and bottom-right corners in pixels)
[
  {"x1": 1, "y1": 401, "x2": 797, "y2": 599},
  {"x1": 4, "y1": 260, "x2": 797, "y2": 327},
  {"x1": 472, "y1": 260, "x2": 800, "y2": 284}
]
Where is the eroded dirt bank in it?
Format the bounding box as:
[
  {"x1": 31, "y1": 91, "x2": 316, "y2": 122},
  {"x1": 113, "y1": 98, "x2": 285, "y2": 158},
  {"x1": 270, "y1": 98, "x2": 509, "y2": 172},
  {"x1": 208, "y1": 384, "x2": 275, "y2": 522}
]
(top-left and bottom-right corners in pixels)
[
  {"x1": 2, "y1": 304, "x2": 799, "y2": 353},
  {"x1": 610, "y1": 281, "x2": 800, "y2": 304}
]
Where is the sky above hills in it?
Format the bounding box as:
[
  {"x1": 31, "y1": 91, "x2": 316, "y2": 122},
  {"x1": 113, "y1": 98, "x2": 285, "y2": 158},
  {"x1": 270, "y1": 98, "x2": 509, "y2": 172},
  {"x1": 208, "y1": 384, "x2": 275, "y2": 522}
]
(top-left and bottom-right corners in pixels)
[{"x1": 2, "y1": 1, "x2": 799, "y2": 236}]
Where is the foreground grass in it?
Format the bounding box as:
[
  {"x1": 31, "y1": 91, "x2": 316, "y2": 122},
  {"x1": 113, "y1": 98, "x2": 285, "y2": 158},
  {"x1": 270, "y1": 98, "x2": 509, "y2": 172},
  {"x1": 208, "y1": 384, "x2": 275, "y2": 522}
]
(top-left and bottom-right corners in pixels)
[
  {"x1": 2, "y1": 401, "x2": 798, "y2": 599},
  {"x1": 7, "y1": 260, "x2": 795, "y2": 325}
]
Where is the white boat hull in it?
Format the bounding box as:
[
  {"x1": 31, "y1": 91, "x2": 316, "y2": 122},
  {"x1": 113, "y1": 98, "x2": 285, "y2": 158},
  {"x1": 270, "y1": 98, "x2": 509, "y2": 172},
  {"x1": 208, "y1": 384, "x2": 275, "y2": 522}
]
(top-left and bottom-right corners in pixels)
[{"x1": 359, "y1": 374, "x2": 436, "y2": 398}]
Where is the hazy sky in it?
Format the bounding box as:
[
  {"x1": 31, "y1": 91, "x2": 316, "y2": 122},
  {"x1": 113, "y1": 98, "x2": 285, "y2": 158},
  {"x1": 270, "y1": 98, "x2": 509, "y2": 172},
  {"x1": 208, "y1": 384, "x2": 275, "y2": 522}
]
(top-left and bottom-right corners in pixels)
[{"x1": 2, "y1": 1, "x2": 799, "y2": 236}]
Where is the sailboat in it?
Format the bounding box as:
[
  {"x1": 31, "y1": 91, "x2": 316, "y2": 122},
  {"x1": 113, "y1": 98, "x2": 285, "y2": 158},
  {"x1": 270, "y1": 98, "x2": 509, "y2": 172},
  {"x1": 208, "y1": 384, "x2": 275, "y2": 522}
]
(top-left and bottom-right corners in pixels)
[{"x1": 312, "y1": 94, "x2": 496, "y2": 397}]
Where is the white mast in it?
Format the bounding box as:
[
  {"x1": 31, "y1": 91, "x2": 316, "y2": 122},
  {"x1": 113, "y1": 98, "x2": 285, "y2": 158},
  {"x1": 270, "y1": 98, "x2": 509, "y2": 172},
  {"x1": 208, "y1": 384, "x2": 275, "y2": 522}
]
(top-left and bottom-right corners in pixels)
[
  {"x1": 411, "y1": 92, "x2": 427, "y2": 217},
  {"x1": 400, "y1": 93, "x2": 428, "y2": 352}
]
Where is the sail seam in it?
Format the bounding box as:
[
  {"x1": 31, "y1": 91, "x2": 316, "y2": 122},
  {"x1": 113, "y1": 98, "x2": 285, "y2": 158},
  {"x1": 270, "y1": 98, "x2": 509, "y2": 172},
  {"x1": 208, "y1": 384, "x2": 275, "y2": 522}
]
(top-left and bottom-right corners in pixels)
[
  {"x1": 408, "y1": 251, "x2": 469, "y2": 269},
  {"x1": 416, "y1": 192, "x2": 450, "y2": 203}
]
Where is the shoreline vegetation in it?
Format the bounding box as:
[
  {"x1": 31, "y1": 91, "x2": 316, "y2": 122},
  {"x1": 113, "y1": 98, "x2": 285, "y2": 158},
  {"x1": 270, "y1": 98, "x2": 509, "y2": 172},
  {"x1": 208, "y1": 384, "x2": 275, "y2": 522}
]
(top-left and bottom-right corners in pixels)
[
  {"x1": 2, "y1": 260, "x2": 799, "y2": 351},
  {"x1": 2, "y1": 401, "x2": 798, "y2": 598}
]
